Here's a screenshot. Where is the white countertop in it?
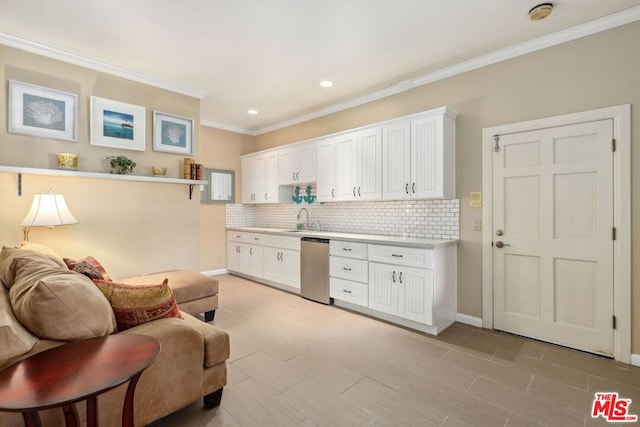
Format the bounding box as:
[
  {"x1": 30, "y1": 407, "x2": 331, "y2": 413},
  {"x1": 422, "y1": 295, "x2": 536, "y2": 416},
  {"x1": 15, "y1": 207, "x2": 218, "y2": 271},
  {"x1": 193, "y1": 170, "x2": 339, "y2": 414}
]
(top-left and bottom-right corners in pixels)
[{"x1": 227, "y1": 226, "x2": 459, "y2": 249}]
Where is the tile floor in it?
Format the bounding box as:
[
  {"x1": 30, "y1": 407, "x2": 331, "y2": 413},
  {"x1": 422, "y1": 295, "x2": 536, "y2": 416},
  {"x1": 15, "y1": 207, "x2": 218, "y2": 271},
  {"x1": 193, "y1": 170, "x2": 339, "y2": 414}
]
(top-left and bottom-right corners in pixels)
[{"x1": 153, "y1": 274, "x2": 640, "y2": 427}]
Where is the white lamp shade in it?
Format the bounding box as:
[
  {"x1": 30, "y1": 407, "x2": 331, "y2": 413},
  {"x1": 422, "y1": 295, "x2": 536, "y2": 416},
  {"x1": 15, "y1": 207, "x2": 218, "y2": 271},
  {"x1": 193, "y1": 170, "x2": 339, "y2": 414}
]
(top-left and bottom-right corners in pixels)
[{"x1": 20, "y1": 194, "x2": 78, "y2": 227}]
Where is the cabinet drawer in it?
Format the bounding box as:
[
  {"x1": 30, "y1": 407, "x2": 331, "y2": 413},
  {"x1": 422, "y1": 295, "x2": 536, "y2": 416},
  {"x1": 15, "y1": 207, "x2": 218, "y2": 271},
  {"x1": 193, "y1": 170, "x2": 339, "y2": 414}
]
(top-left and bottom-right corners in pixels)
[
  {"x1": 368, "y1": 244, "x2": 433, "y2": 269},
  {"x1": 330, "y1": 256, "x2": 368, "y2": 283},
  {"x1": 329, "y1": 241, "x2": 367, "y2": 259},
  {"x1": 261, "y1": 234, "x2": 301, "y2": 251},
  {"x1": 330, "y1": 278, "x2": 368, "y2": 307},
  {"x1": 227, "y1": 231, "x2": 252, "y2": 243}
]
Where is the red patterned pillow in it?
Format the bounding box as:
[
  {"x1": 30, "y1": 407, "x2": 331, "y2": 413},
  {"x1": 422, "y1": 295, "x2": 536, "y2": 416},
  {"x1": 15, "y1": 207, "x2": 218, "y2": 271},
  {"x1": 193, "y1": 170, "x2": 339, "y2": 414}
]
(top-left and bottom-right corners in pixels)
[
  {"x1": 92, "y1": 278, "x2": 182, "y2": 331},
  {"x1": 64, "y1": 256, "x2": 111, "y2": 281}
]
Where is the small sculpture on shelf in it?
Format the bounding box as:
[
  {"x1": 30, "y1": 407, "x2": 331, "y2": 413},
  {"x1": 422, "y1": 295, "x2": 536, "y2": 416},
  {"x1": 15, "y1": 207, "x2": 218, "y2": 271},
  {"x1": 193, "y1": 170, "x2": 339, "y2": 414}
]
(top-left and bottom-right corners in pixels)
[
  {"x1": 107, "y1": 155, "x2": 136, "y2": 175},
  {"x1": 292, "y1": 185, "x2": 316, "y2": 204}
]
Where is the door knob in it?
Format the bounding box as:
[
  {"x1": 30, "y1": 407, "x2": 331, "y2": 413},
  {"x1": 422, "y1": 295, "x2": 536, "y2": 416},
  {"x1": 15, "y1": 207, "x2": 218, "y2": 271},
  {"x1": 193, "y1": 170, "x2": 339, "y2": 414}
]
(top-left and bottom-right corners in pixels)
[
  {"x1": 495, "y1": 241, "x2": 510, "y2": 248},
  {"x1": 496, "y1": 229, "x2": 504, "y2": 236}
]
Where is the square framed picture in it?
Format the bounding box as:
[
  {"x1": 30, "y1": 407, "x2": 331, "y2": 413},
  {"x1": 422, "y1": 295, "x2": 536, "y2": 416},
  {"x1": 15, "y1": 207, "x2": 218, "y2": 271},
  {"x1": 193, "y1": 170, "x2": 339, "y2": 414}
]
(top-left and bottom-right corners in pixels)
[
  {"x1": 8, "y1": 80, "x2": 78, "y2": 142},
  {"x1": 90, "y1": 96, "x2": 146, "y2": 151},
  {"x1": 153, "y1": 111, "x2": 193, "y2": 155}
]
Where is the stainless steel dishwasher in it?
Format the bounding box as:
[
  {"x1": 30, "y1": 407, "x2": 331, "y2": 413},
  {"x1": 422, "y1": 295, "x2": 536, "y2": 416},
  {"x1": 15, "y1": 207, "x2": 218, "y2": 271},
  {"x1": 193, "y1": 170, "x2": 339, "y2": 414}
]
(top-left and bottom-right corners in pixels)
[{"x1": 300, "y1": 237, "x2": 332, "y2": 304}]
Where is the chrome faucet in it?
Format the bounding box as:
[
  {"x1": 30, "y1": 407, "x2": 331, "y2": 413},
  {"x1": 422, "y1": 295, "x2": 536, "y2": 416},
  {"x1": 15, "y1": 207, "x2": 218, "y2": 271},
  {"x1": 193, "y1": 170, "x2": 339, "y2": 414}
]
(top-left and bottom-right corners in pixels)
[{"x1": 297, "y1": 207, "x2": 309, "y2": 229}]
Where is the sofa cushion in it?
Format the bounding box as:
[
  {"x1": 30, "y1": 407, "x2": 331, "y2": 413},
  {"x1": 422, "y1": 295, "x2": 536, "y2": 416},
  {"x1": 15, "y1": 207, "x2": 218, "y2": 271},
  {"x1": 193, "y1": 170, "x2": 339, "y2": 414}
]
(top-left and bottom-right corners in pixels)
[
  {"x1": 19, "y1": 242, "x2": 65, "y2": 264},
  {"x1": 64, "y1": 256, "x2": 112, "y2": 281},
  {"x1": 120, "y1": 270, "x2": 219, "y2": 304},
  {"x1": 0, "y1": 285, "x2": 39, "y2": 371},
  {"x1": 0, "y1": 246, "x2": 67, "y2": 289},
  {"x1": 10, "y1": 256, "x2": 117, "y2": 340},
  {"x1": 182, "y1": 313, "x2": 230, "y2": 367},
  {"x1": 93, "y1": 279, "x2": 182, "y2": 331}
]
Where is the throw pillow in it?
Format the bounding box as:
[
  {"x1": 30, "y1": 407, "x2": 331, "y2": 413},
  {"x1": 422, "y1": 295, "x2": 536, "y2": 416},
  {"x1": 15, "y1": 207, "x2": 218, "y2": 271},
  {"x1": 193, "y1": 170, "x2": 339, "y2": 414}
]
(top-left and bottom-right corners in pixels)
[
  {"x1": 64, "y1": 259, "x2": 104, "y2": 281},
  {"x1": 92, "y1": 278, "x2": 182, "y2": 331},
  {"x1": 10, "y1": 257, "x2": 117, "y2": 340},
  {"x1": 19, "y1": 242, "x2": 65, "y2": 264},
  {"x1": 0, "y1": 246, "x2": 67, "y2": 289},
  {"x1": 64, "y1": 256, "x2": 112, "y2": 281}
]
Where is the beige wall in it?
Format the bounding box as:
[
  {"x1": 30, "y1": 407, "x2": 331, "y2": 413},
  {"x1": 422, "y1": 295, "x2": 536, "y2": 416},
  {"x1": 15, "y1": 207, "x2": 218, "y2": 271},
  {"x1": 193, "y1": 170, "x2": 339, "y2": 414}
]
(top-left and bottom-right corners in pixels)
[
  {"x1": 253, "y1": 23, "x2": 640, "y2": 351},
  {"x1": 0, "y1": 46, "x2": 202, "y2": 278},
  {"x1": 198, "y1": 126, "x2": 253, "y2": 271}
]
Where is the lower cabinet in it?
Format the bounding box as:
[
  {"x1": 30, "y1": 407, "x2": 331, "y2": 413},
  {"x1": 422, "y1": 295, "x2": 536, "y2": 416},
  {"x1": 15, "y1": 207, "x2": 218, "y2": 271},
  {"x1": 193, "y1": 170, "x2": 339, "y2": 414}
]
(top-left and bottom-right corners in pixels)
[
  {"x1": 368, "y1": 262, "x2": 433, "y2": 325},
  {"x1": 227, "y1": 231, "x2": 300, "y2": 292}
]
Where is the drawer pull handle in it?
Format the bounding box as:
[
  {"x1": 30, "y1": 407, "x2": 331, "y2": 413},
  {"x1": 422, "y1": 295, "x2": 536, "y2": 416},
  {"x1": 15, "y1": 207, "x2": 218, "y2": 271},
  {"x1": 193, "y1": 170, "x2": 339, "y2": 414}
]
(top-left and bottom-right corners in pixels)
[
  {"x1": 391, "y1": 254, "x2": 403, "y2": 258},
  {"x1": 343, "y1": 289, "x2": 352, "y2": 294},
  {"x1": 254, "y1": 237, "x2": 260, "y2": 240},
  {"x1": 343, "y1": 267, "x2": 352, "y2": 271},
  {"x1": 343, "y1": 248, "x2": 352, "y2": 252}
]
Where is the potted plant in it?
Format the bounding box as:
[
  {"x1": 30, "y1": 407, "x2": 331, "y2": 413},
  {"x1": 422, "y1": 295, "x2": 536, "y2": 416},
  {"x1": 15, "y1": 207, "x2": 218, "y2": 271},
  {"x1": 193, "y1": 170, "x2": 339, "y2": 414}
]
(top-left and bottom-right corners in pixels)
[{"x1": 107, "y1": 155, "x2": 136, "y2": 175}]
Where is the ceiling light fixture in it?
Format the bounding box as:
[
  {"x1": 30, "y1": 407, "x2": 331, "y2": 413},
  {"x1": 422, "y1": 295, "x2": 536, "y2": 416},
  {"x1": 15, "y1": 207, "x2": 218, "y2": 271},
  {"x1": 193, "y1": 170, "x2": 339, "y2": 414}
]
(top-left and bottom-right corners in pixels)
[
  {"x1": 529, "y1": 3, "x2": 553, "y2": 21},
  {"x1": 319, "y1": 80, "x2": 334, "y2": 88},
  {"x1": 247, "y1": 109, "x2": 259, "y2": 115}
]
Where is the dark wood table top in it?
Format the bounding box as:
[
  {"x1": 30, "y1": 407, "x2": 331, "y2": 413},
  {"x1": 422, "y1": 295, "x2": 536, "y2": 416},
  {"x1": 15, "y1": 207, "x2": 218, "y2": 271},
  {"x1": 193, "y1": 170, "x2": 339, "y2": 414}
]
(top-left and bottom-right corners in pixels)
[{"x1": 0, "y1": 334, "x2": 161, "y2": 412}]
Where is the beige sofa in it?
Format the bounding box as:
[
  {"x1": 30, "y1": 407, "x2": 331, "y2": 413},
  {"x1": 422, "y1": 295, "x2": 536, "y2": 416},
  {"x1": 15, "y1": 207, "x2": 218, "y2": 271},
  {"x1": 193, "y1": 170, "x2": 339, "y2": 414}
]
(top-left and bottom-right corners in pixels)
[{"x1": 0, "y1": 245, "x2": 230, "y2": 427}]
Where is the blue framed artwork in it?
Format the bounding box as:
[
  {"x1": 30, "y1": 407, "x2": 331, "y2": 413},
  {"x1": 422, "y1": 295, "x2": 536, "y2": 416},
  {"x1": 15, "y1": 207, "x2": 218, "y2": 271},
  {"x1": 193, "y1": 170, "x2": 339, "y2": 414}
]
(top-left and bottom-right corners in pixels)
[
  {"x1": 8, "y1": 80, "x2": 78, "y2": 142},
  {"x1": 90, "y1": 96, "x2": 146, "y2": 151},
  {"x1": 153, "y1": 111, "x2": 193, "y2": 155}
]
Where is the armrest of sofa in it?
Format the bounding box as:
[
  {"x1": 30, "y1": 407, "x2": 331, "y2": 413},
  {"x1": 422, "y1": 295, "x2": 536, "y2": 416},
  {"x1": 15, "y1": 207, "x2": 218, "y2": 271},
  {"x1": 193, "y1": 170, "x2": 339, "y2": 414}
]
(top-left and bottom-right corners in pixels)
[{"x1": 181, "y1": 312, "x2": 230, "y2": 368}]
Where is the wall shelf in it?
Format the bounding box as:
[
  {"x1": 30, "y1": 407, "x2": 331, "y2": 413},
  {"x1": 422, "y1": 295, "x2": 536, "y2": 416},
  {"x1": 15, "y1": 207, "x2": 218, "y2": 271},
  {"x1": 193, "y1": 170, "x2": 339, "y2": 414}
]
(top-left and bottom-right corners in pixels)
[{"x1": 0, "y1": 166, "x2": 208, "y2": 199}]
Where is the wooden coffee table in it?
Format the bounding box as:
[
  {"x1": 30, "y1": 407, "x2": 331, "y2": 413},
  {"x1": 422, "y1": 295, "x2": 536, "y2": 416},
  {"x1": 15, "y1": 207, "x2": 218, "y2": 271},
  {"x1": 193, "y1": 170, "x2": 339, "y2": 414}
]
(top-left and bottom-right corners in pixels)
[{"x1": 0, "y1": 334, "x2": 161, "y2": 427}]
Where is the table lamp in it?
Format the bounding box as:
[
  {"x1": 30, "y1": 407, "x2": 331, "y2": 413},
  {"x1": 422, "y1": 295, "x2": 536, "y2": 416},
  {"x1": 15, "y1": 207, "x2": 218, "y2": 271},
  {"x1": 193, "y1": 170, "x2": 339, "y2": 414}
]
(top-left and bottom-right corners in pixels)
[{"x1": 20, "y1": 193, "x2": 78, "y2": 242}]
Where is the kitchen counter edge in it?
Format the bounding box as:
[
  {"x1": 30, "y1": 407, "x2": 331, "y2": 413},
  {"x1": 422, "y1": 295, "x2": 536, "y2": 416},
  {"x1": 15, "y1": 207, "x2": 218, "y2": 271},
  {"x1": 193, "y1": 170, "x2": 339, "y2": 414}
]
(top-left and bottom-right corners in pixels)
[{"x1": 227, "y1": 227, "x2": 459, "y2": 249}]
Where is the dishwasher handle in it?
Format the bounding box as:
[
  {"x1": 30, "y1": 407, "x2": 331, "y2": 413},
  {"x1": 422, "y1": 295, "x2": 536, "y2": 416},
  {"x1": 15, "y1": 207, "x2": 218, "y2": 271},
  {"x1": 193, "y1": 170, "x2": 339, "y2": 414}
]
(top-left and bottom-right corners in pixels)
[{"x1": 301, "y1": 237, "x2": 330, "y2": 244}]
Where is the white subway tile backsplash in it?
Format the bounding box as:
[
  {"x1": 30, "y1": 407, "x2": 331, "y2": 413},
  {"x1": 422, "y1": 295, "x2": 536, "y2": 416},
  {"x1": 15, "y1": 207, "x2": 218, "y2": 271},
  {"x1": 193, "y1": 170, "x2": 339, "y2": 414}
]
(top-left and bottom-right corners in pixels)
[{"x1": 226, "y1": 199, "x2": 459, "y2": 239}]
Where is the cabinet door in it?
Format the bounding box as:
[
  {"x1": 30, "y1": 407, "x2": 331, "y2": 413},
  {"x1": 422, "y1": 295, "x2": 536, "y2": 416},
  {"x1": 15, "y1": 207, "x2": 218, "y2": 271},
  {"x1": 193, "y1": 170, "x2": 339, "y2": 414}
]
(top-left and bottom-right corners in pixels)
[
  {"x1": 397, "y1": 266, "x2": 433, "y2": 324},
  {"x1": 280, "y1": 249, "x2": 301, "y2": 289},
  {"x1": 356, "y1": 127, "x2": 382, "y2": 200},
  {"x1": 382, "y1": 122, "x2": 411, "y2": 200},
  {"x1": 335, "y1": 132, "x2": 357, "y2": 200},
  {"x1": 252, "y1": 155, "x2": 266, "y2": 203},
  {"x1": 264, "y1": 152, "x2": 280, "y2": 203},
  {"x1": 368, "y1": 262, "x2": 397, "y2": 315},
  {"x1": 241, "y1": 157, "x2": 255, "y2": 204},
  {"x1": 262, "y1": 247, "x2": 281, "y2": 282},
  {"x1": 296, "y1": 142, "x2": 317, "y2": 183},
  {"x1": 227, "y1": 242, "x2": 250, "y2": 274},
  {"x1": 278, "y1": 147, "x2": 298, "y2": 185},
  {"x1": 249, "y1": 245, "x2": 264, "y2": 278},
  {"x1": 411, "y1": 115, "x2": 443, "y2": 198},
  {"x1": 316, "y1": 138, "x2": 336, "y2": 202}
]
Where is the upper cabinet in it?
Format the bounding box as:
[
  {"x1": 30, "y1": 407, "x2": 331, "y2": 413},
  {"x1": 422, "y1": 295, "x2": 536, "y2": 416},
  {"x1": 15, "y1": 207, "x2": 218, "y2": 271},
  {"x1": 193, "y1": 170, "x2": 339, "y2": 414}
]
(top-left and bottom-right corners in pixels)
[
  {"x1": 316, "y1": 137, "x2": 337, "y2": 202},
  {"x1": 241, "y1": 151, "x2": 289, "y2": 204},
  {"x1": 278, "y1": 141, "x2": 316, "y2": 185},
  {"x1": 335, "y1": 127, "x2": 382, "y2": 201},
  {"x1": 382, "y1": 108, "x2": 456, "y2": 200}
]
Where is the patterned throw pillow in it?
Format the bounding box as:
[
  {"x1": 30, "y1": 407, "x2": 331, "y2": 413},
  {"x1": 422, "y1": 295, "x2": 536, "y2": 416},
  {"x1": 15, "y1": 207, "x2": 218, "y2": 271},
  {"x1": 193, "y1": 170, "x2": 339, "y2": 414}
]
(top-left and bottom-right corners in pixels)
[
  {"x1": 92, "y1": 278, "x2": 182, "y2": 331},
  {"x1": 64, "y1": 256, "x2": 112, "y2": 281}
]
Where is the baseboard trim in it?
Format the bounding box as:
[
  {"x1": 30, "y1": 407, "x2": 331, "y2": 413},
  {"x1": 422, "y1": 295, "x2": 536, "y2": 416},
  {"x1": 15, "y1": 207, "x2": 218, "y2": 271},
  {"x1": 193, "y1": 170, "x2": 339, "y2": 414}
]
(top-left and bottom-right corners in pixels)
[
  {"x1": 201, "y1": 268, "x2": 228, "y2": 276},
  {"x1": 456, "y1": 313, "x2": 483, "y2": 328},
  {"x1": 630, "y1": 354, "x2": 640, "y2": 367}
]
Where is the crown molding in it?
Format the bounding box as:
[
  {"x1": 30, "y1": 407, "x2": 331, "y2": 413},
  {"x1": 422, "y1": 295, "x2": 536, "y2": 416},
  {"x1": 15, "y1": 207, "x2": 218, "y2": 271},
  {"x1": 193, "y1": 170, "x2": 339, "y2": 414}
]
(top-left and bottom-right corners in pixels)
[
  {"x1": 0, "y1": 31, "x2": 208, "y2": 99},
  {"x1": 201, "y1": 120, "x2": 256, "y2": 136},
  {"x1": 251, "y1": 5, "x2": 640, "y2": 135}
]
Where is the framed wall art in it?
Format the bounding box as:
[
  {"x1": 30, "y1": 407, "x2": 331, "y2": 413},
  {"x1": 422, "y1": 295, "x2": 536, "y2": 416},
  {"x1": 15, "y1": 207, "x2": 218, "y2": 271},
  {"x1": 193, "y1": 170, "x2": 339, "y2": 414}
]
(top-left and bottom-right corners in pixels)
[
  {"x1": 8, "y1": 80, "x2": 78, "y2": 142},
  {"x1": 90, "y1": 96, "x2": 146, "y2": 151},
  {"x1": 153, "y1": 111, "x2": 193, "y2": 155}
]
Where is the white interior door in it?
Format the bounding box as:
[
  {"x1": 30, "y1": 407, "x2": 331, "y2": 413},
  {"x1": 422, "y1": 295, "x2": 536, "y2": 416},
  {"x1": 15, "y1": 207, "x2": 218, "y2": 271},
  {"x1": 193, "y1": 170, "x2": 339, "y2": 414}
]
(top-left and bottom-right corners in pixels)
[{"x1": 493, "y1": 119, "x2": 614, "y2": 356}]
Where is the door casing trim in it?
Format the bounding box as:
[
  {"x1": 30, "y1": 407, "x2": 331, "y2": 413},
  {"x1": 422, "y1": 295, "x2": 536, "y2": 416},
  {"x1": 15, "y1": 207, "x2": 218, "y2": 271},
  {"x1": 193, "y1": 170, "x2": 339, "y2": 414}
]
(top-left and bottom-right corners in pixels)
[{"x1": 481, "y1": 105, "x2": 631, "y2": 363}]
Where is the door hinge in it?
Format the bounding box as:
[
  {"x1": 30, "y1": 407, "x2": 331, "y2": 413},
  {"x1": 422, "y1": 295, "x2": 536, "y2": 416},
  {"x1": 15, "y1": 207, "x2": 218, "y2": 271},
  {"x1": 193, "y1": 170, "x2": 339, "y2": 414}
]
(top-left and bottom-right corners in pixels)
[
  {"x1": 493, "y1": 135, "x2": 500, "y2": 152},
  {"x1": 613, "y1": 315, "x2": 617, "y2": 330},
  {"x1": 612, "y1": 227, "x2": 616, "y2": 240},
  {"x1": 612, "y1": 138, "x2": 617, "y2": 152}
]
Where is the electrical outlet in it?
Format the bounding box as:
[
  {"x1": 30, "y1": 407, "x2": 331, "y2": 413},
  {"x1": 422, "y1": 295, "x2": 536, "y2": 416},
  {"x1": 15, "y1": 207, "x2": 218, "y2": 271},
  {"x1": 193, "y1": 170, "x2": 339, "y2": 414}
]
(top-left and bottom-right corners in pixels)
[{"x1": 473, "y1": 220, "x2": 482, "y2": 231}]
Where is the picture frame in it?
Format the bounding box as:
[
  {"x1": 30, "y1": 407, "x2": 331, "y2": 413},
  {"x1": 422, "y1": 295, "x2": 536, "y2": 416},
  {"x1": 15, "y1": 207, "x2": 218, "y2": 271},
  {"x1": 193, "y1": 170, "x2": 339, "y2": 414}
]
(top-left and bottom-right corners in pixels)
[
  {"x1": 90, "y1": 96, "x2": 146, "y2": 151},
  {"x1": 153, "y1": 111, "x2": 193, "y2": 155},
  {"x1": 8, "y1": 80, "x2": 78, "y2": 142}
]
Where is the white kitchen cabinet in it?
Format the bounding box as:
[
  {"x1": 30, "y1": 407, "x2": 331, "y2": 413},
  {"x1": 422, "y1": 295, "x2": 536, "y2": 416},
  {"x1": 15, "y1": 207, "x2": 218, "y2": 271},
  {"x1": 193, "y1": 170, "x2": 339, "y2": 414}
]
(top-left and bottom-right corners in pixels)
[
  {"x1": 263, "y1": 247, "x2": 300, "y2": 289},
  {"x1": 316, "y1": 137, "x2": 336, "y2": 202},
  {"x1": 369, "y1": 262, "x2": 433, "y2": 324},
  {"x1": 279, "y1": 141, "x2": 317, "y2": 185},
  {"x1": 382, "y1": 108, "x2": 456, "y2": 200},
  {"x1": 329, "y1": 240, "x2": 369, "y2": 307},
  {"x1": 241, "y1": 151, "x2": 289, "y2": 204},
  {"x1": 335, "y1": 128, "x2": 382, "y2": 201},
  {"x1": 227, "y1": 232, "x2": 263, "y2": 277}
]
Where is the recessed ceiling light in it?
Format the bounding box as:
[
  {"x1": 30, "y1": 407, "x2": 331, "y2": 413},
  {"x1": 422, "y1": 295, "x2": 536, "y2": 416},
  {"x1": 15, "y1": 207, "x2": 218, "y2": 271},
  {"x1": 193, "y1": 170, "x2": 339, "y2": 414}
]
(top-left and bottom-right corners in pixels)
[
  {"x1": 320, "y1": 80, "x2": 334, "y2": 88},
  {"x1": 247, "y1": 109, "x2": 259, "y2": 115},
  {"x1": 529, "y1": 3, "x2": 553, "y2": 21}
]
